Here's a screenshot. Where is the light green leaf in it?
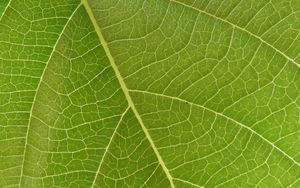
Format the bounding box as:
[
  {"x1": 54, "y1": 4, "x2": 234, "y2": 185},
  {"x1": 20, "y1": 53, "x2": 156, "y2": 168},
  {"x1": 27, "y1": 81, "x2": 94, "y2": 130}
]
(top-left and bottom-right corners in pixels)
[{"x1": 1, "y1": 0, "x2": 300, "y2": 187}]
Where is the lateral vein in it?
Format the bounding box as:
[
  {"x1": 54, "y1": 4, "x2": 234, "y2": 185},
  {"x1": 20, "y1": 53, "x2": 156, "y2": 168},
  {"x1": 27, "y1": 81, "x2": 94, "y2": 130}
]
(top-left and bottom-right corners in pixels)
[
  {"x1": 170, "y1": 0, "x2": 300, "y2": 69},
  {"x1": 130, "y1": 89, "x2": 300, "y2": 168},
  {"x1": 0, "y1": 0, "x2": 11, "y2": 21},
  {"x1": 91, "y1": 106, "x2": 130, "y2": 187},
  {"x1": 19, "y1": 4, "x2": 82, "y2": 186}
]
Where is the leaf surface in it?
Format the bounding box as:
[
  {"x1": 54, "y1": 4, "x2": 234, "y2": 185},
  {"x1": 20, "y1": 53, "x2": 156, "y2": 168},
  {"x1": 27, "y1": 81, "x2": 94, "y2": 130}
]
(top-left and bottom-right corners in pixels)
[{"x1": 1, "y1": 0, "x2": 300, "y2": 187}]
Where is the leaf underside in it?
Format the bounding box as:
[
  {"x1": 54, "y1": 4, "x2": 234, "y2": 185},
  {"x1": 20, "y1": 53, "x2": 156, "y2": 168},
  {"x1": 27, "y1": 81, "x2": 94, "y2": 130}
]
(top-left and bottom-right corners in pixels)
[{"x1": 0, "y1": 0, "x2": 300, "y2": 187}]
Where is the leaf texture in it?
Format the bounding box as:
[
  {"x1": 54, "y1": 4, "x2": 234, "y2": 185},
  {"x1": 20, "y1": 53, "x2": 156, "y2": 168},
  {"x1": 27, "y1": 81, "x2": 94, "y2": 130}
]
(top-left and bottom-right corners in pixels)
[{"x1": 1, "y1": 0, "x2": 300, "y2": 187}]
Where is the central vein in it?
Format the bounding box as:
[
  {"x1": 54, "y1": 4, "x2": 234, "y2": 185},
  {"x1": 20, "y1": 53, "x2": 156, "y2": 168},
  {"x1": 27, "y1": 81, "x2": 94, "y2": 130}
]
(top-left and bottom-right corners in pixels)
[{"x1": 81, "y1": 0, "x2": 175, "y2": 187}]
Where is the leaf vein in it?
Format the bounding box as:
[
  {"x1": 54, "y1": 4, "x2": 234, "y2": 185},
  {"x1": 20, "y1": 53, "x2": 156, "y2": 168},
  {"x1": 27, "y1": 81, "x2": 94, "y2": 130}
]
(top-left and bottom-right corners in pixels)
[
  {"x1": 170, "y1": 0, "x2": 300, "y2": 68},
  {"x1": 0, "y1": 0, "x2": 11, "y2": 21},
  {"x1": 81, "y1": 0, "x2": 176, "y2": 187},
  {"x1": 129, "y1": 89, "x2": 300, "y2": 168},
  {"x1": 91, "y1": 106, "x2": 129, "y2": 187},
  {"x1": 18, "y1": 3, "x2": 82, "y2": 186}
]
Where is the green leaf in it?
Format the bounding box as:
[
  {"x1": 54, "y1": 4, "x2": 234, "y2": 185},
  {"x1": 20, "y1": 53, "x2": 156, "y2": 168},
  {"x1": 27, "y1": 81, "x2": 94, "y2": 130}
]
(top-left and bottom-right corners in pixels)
[{"x1": 1, "y1": 0, "x2": 300, "y2": 187}]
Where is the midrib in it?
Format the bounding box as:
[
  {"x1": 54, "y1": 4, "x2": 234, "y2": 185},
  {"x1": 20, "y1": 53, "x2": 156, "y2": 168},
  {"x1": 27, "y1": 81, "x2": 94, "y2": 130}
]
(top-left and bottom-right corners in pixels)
[{"x1": 81, "y1": 0, "x2": 176, "y2": 187}]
